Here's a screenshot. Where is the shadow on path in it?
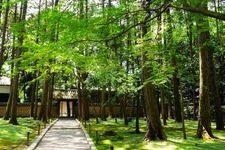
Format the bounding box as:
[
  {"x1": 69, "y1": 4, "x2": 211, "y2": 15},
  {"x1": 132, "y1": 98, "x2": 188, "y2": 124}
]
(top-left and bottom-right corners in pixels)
[{"x1": 33, "y1": 118, "x2": 96, "y2": 150}]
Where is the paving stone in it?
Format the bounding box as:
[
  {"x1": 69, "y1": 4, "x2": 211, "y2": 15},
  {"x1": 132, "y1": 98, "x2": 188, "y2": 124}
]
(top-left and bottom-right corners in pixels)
[{"x1": 34, "y1": 119, "x2": 95, "y2": 150}]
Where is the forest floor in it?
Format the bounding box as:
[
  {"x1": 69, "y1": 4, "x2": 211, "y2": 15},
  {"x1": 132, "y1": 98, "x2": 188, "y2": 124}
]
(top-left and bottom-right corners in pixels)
[
  {"x1": 85, "y1": 118, "x2": 225, "y2": 150},
  {"x1": 0, "y1": 117, "x2": 48, "y2": 150}
]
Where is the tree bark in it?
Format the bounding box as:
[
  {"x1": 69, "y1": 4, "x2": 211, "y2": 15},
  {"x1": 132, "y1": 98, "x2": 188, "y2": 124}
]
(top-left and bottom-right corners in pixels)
[
  {"x1": 9, "y1": 75, "x2": 19, "y2": 125},
  {"x1": 108, "y1": 87, "x2": 113, "y2": 118},
  {"x1": 184, "y1": 5, "x2": 197, "y2": 120},
  {"x1": 3, "y1": 12, "x2": 16, "y2": 119},
  {"x1": 4, "y1": 78, "x2": 13, "y2": 120},
  {"x1": 0, "y1": 0, "x2": 3, "y2": 19},
  {"x1": 171, "y1": 4, "x2": 225, "y2": 21},
  {"x1": 208, "y1": 0, "x2": 224, "y2": 130},
  {"x1": 167, "y1": 94, "x2": 173, "y2": 119},
  {"x1": 141, "y1": 0, "x2": 166, "y2": 141},
  {"x1": 0, "y1": 0, "x2": 10, "y2": 72},
  {"x1": 38, "y1": 77, "x2": 50, "y2": 123},
  {"x1": 196, "y1": 4, "x2": 214, "y2": 138},
  {"x1": 161, "y1": 88, "x2": 167, "y2": 125},
  {"x1": 77, "y1": 80, "x2": 82, "y2": 120},
  {"x1": 167, "y1": 5, "x2": 182, "y2": 123},
  {"x1": 67, "y1": 101, "x2": 71, "y2": 117},
  {"x1": 47, "y1": 74, "x2": 54, "y2": 118},
  {"x1": 33, "y1": 80, "x2": 39, "y2": 120},
  {"x1": 77, "y1": 74, "x2": 89, "y2": 121},
  {"x1": 180, "y1": 90, "x2": 186, "y2": 139},
  {"x1": 9, "y1": 0, "x2": 27, "y2": 125},
  {"x1": 83, "y1": 87, "x2": 89, "y2": 120},
  {"x1": 208, "y1": 48, "x2": 224, "y2": 130},
  {"x1": 123, "y1": 95, "x2": 129, "y2": 125},
  {"x1": 135, "y1": 88, "x2": 140, "y2": 133},
  {"x1": 172, "y1": 57, "x2": 182, "y2": 122},
  {"x1": 100, "y1": 87, "x2": 107, "y2": 121},
  {"x1": 143, "y1": 76, "x2": 166, "y2": 140},
  {"x1": 30, "y1": 79, "x2": 36, "y2": 117}
]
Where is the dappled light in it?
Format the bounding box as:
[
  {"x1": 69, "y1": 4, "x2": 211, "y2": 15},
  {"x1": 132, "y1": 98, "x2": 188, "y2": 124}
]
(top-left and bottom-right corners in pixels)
[
  {"x1": 85, "y1": 118, "x2": 225, "y2": 150},
  {"x1": 0, "y1": 118, "x2": 41, "y2": 149}
]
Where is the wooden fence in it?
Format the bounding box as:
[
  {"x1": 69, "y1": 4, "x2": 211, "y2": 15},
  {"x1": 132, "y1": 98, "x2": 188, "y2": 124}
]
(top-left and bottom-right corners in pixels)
[{"x1": 0, "y1": 102, "x2": 144, "y2": 118}]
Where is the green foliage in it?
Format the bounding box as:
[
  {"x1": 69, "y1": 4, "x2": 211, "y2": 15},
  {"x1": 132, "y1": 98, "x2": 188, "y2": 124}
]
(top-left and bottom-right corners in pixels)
[{"x1": 3, "y1": 0, "x2": 225, "y2": 123}]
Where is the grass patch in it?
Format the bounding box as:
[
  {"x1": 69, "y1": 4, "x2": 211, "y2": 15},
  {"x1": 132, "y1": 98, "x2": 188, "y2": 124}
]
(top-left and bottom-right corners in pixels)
[
  {"x1": 85, "y1": 118, "x2": 225, "y2": 150},
  {"x1": 0, "y1": 117, "x2": 49, "y2": 150}
]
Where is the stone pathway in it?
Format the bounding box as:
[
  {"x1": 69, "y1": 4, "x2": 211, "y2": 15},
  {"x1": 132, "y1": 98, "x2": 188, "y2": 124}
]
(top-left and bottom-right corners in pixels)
[{"x1": 33, "y1": 118, "x2": 96, "y2": 150}]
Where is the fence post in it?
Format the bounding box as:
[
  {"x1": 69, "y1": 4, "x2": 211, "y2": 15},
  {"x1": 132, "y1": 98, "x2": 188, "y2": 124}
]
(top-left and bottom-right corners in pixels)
[
  {"x1": 95, "y1": 131, "x2": 98, "y2": 144},
  {"x1": 27, "y1": 132, "x2": 30, "y2": 146},
  {"x1": 37, "y1": 122, "x2": 40, "y2": 135},
  {"x1": 88, "y1": 123, "x2": 91, "y2": 133},
  {"x1": 85, "y1": 120, "x2": 87, "y2": 128}
]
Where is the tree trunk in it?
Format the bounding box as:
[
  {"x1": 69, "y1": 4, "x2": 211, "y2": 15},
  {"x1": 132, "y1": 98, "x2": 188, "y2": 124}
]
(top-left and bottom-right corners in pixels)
[
  {"x1": 161, "y1": 88, "x2": 167, "y2": 125},
  {"x1": 47, "y1": 74, "x2": 54, "y2": 118},
  {"x1": 180, "y1": 90, "x2": 186, "y2": 139},
  {"x1": 0, "y1": 0, "x2": 10, "y2": 72},
  {"x1": 100, "y1": 87, "x2": 106, "y2": 121},
  {"x1": 209, "y1": 0, "x2": 224, "y2": 130},
  {"x1": 9, "y1": 0, "x2": 27, "y2": 125},
  {"x1": 30, "y1": 80, "x2": 36, "y2": 117},
  {"x1": 4, "y1": 79, "x2": 13, "y2": 120},
  {"x1": 143, "y1": 78, "x2": 166, "y2": 140},
  {"x1": 123, "y1": 95, "x2": 128, "y2": 125},
  {"x1": 166, "y1": 6, "x2": 182, "y2": 122},
  {"x1": 185, "y1": 9, "x2": 198, "y2": 120},
  {"x1": 83, "y1": 87, "x2": 89, "y2": 120},
  {"x1": 33, "y1": 0, "x2": 41, "y2": 120},
  {"x1": 0, "y1": 0, "x2": 3, "y2": 19},
  {"x1": 77, "y1": 75, "x2": 89, "y2": 121},
  {"x1": 9, "y1": 75, "x2": 19, "y2": 125},
  {"x1": 172, "y1": 58, "x2": 182, "y2": 122},
  {"x1": 77, "y1": 80, "x2": 82, "y2": 120},
  {"x1": 135, "y1": 86, "x2": 140, "y2": 133},
  {"x1": 196, "y1": 6, "x2": 214, "y2": 138},
  {"x1": 38, "y1": 77, "x2": 50, "y2": 123},
  {"x1": 33, "y1": 80, "x2": 39, "y2": 120},
  {"x1": 167, "y1": 94, "x2": 173, "y2": 119},
  {"x1": 4, "y1": 3, "x2": 17, "y2": 120},
  {"x1": 208, "y1": 47, "x2": 224, "y2": 130},
  {"x1": 141, "y1": 0, "x2": 166, "y2": 140},
  {"x1": 67, "y1": 101, "x2": 71, "y2": 117},
  {"x1": 108, "y1": 87, "x2": 113, "y2": 118}
]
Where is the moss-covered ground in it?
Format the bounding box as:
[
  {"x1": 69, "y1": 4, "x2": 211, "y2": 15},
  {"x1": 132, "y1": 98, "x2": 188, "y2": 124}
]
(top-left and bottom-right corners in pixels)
[
  {"x1": 0, "y1": 117, "x2": 47, "y2": 150},
  {"x1": 85, "y1": 118, "x2": 225, "y2": 150},
  {"x1": 1, "y1": 117, "x2": 225, "y2": 150}
]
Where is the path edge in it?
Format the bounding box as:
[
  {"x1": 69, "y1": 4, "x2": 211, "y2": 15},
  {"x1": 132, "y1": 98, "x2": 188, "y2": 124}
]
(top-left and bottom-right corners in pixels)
[
  {"x1": 26, "y1": 119, "x2": 58, "y2": 150},
  {"x1": 77, "y1": 119, "x2": 97, "y2": 150}
]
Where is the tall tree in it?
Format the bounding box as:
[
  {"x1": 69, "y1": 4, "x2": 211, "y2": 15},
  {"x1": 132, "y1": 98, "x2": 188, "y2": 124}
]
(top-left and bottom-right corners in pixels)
[
  {"x1": 38, "y1": 75, "x2": 50, "y2": 123},
  {"x1": 9, "y1": 0, "x2": 28, "y2": 125},
  {"x1": 32, "y1": 0, "x2": 42, "y2": 119},
  {"x1": 0, "y1": 0, "x2": 3, "y2": 19},
  {"x1": 166, "y1": 6, "x2": 182, "y2": 122},
  {"x1": 142, "y1": 0, "x2": 166, "y2": 141},
  {"x1": 3, "y1": 3, "x2": 18, "y2": 120},
  {"x1": 0, "y1": 0, "x2": 10, "y2": 73},
  {"x1": 209, "y1": 0, "x2": 224, "y2": 130},
  {"x1": 196, "y1": 1, "x2": 214, "y2": 138},
  {"x1": 184, "y1": 7, "x2": 197, "y2": 120}
]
